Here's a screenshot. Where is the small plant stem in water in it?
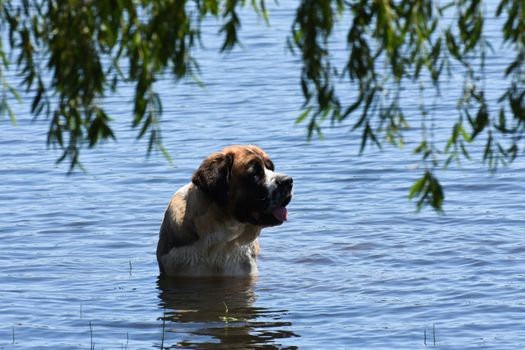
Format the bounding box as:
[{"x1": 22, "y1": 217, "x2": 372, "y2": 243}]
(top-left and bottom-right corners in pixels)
[
  {"x1": 160, "y1": 310, "x2": 166, "y2": 350},
  {"x1": 89, "y1": 321, "x2": 94, "y2": 350}
]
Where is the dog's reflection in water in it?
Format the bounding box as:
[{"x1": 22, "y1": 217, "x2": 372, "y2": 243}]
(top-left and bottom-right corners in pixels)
[{"x1": 157, "y1": 276, "x2": 299, "y2": 349}]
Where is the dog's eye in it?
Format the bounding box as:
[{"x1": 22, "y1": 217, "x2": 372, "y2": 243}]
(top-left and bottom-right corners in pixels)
[{"x1": 248, "y1": 162, "x2": 264, "y2": 176}]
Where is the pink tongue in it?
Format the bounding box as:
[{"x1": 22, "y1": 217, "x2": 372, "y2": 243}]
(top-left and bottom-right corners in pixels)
[{"x1": 272, "y1": 207, "x2": 288, "y2": 222}]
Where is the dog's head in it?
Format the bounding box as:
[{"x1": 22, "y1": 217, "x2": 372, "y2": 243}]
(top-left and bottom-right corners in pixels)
[{"x1": 192, "y1": 145, "x2": 293, "y2": 227}]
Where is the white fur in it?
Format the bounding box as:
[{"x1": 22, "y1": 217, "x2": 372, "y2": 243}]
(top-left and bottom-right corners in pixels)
[
  {"x1": 264, "y1": 167, "x2": 288, "y2": 208},
  {"x1": 160, "y1": 215, "x2": 259, "y2": 277}
]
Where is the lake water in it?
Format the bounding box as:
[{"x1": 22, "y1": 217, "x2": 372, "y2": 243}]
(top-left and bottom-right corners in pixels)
[{"x1": 2, "y1": 2, "x2": 525, "y2": 349}]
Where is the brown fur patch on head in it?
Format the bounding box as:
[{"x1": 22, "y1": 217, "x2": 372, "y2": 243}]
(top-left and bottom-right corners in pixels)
[{"x1": 242, "y1": 145, "x2": 275, "y2": 171}]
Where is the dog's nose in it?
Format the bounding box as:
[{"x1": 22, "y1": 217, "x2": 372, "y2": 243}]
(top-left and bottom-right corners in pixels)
[{"x1": 277, "y1": 176, "x2": 293, "y2": 191}]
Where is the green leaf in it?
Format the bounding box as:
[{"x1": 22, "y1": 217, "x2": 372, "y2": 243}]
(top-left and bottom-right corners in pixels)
[
  {"x1": 159, "y1": 143, "x2": 173, "y2": 165},
  {"x1": 295, "y1": 107, "x2": 312, "y2": 124},
  {"x1": 409, "y1": 171, "x2": 444, "y2": 212},
  {"x1": 408, "y1": 174, "x2": 426, "y2": 199}
]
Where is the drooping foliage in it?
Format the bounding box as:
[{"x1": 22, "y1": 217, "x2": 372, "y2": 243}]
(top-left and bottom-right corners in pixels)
[
  {"x1": 1, "y1": 0, "x2": 524, "y2": 211},
  {"x1": 1, "y1": 0, "x2": 265, "y2": 170},
  {"x1": 291, "y1": 0, "x2": 525, "y2": 211}
]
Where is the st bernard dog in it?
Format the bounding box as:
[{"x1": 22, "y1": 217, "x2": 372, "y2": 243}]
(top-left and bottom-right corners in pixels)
[{"x1": 156, "y1": 145, "x2": 293, "y2": 277}]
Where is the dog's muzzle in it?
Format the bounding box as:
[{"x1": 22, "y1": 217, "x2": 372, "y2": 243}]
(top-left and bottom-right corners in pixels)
[{"x1": 270, "y1": 175, "x2": 293, "y2": 222}]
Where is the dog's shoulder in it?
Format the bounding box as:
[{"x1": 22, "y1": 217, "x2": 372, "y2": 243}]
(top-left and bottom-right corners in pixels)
[{"x1": 157, "y1": 183, "x2": 200, "y2": 259}]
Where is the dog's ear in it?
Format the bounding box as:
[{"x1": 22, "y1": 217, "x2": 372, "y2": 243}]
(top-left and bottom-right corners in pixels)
[{"x1": 192, "y1": 152, "x2": 233, "y2": 204}]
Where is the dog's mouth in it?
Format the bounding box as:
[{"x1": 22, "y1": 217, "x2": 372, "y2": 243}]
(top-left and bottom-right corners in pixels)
[
  {"x1": 270, "y1": 194, "x2": 292, "y2": 223},
  {"x1": 250, "y1": 194, "x2": 292, "y2": 226},
  {"x1": 271, "y1": 207, "x2": 288, "y2": 222}
]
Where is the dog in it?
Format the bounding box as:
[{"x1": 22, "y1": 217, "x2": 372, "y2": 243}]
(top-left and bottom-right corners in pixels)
[{"x1": 156, "y1": 145, "x2": 293, "y2": 277}]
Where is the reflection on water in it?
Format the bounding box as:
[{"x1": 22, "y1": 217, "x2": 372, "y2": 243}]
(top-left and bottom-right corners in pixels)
[{"x1": 157, "y1": 276, "x2": 299, "y2": 349}]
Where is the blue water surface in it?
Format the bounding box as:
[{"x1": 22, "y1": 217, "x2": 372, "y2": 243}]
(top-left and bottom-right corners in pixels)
[{"x1": 1, "y1": 1, "x2": 525, "y2": 349}]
